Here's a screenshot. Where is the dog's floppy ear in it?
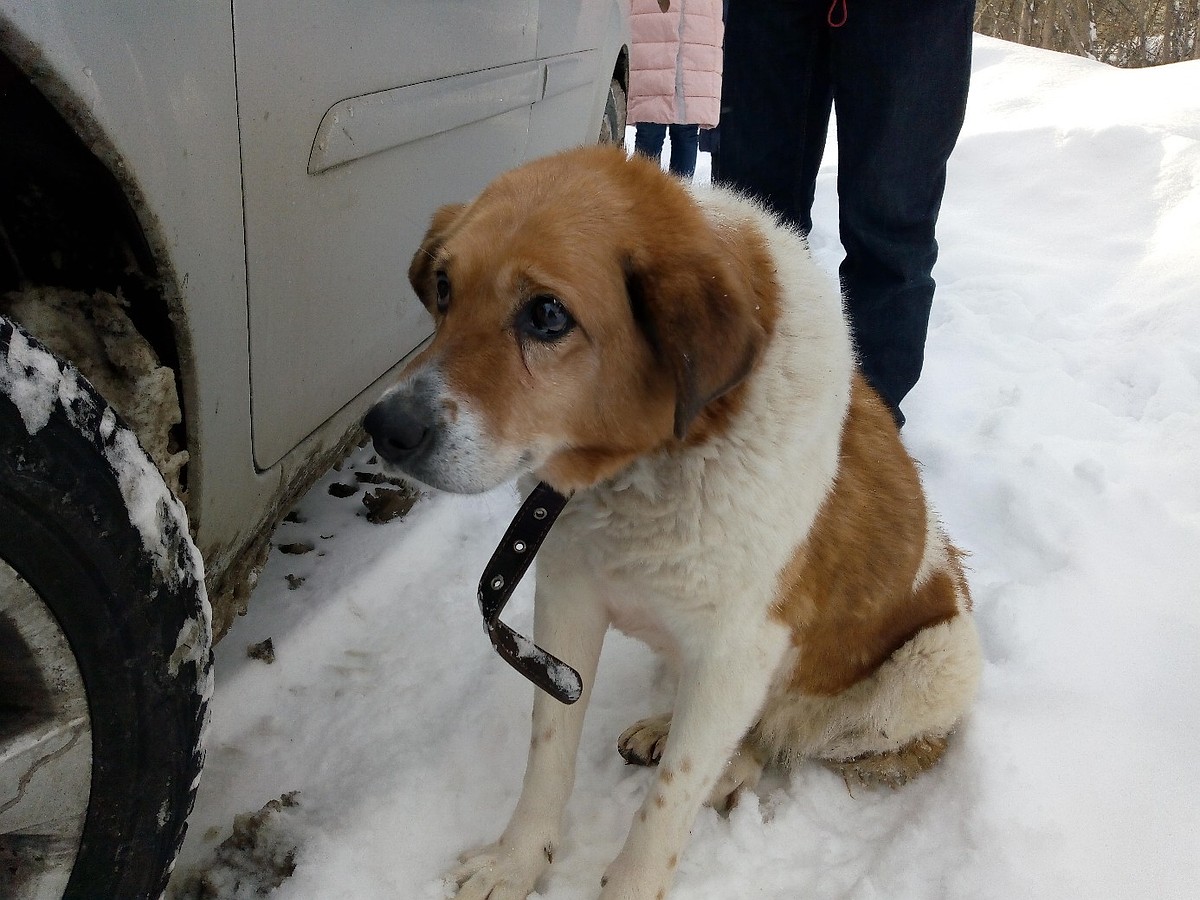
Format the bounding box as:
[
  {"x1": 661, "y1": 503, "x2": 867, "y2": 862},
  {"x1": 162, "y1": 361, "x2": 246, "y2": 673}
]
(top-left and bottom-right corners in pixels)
[
  {"x1": 623, "y1": 247, "x2": 766, "y2": 440},
  {"x1": 408, "y1": 202, "x2": 467, "y2": 311}
]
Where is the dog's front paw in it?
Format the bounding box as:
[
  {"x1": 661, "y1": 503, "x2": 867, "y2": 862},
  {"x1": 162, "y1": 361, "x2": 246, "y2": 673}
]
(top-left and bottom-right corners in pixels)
[
  {"x1": 446, "y1": 839, "x2": 553, "y2": 900},
  {"x1": 598, "y1": 863, "x2": 671, "y2": 900}
]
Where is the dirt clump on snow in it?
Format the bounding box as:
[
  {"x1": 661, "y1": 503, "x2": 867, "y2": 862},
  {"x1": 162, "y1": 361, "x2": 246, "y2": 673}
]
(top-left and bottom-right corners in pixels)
[
  {"x1": 362, "y1": 485, "x2": 418, "y2": 524},
  {"x1": 246, "y1": 638, "x2": 276, "y2": 664},
  {"x1": 171, "y1": 792, "x2": 303, "y2": 899},
  {"x1": 327, "y1": 480, "x2": 358, "y2": 498}
]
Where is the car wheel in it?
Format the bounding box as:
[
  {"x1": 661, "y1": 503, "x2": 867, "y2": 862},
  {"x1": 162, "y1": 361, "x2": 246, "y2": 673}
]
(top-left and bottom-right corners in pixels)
[
  {"x1": 599, "y1": 76, "x2": 627, "y2": 145},
  {"x1": 0, "y1": 316, "x2": 211, "y2": 899}
]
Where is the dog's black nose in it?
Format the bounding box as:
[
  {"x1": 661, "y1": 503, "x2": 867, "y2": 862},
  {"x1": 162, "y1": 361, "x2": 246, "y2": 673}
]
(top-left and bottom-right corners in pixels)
[{"x1": 363, "y1": 394, "x2": 430, "y2": 464}]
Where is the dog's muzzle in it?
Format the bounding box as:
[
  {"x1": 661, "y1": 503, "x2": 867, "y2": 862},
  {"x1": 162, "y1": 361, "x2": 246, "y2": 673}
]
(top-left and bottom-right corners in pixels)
[
  {"x1": 362, "y1": 373, "x2": 504, "y2": 494},
  {"x1": 363, "y1": 390, "x2": 432, "y2": 467}
]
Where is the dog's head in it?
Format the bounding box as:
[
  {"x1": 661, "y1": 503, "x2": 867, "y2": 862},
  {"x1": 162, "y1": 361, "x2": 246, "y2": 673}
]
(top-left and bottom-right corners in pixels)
[{"x1": 364, "y1": 145, "x2": 775, "y2": 494}]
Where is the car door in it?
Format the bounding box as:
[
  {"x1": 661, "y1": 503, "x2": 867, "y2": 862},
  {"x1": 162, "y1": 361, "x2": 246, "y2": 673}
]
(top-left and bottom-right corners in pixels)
[{"x1": 233, "y1": 0, "x2": 539, "y2": 468}]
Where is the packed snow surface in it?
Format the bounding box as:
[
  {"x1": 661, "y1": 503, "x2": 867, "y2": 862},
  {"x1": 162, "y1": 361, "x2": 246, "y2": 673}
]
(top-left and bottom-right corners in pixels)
[{"x1": 172, "y1": 37, "x2": 1200, "y2": 899}]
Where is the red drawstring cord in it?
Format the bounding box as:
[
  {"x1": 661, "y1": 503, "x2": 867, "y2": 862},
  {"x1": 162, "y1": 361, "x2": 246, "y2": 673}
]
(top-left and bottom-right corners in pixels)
[{"x1": 828, "y1": 0, "x2": 848, "y2": 27}]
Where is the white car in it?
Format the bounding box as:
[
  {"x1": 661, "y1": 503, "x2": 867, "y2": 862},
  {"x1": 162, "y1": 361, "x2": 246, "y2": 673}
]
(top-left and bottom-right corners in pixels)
[{"x1": 0, "y1": 3, "x2": 628, "y2": 897}]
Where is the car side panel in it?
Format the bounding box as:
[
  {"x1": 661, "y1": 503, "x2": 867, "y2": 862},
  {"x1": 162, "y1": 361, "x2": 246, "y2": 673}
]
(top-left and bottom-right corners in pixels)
[
  {"x1": 529, "y1": 0, "x2": 629, "y2": 158},
  {"x1": 235, "y1": 0, "x2": 540, "y2": 469},
  {"x1": 0, "y1": 0, "x2": 629, "y2": 602}
]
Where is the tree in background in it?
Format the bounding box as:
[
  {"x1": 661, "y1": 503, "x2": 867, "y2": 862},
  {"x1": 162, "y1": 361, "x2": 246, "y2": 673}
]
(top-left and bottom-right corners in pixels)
[{"x1": 975, "y1": 0, "x2": 1200, "y2": 66}]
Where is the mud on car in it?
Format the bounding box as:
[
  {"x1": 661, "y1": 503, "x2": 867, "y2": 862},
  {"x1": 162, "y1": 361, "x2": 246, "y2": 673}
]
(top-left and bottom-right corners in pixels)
[{"x1": 0, "y1": 4, "x2": 628, "y2": 897}]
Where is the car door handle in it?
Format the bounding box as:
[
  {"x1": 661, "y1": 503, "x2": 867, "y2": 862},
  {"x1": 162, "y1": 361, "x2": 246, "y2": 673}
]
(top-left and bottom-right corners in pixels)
[{"x1": 308, "y1": 60, "x2": 543, "y2": 175}]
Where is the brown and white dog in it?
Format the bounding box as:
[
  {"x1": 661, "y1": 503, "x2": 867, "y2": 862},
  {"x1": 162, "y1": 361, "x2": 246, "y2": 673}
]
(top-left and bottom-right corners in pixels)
[{"x1": 364, "y1": 145, "x2": 981, "y2": 900}]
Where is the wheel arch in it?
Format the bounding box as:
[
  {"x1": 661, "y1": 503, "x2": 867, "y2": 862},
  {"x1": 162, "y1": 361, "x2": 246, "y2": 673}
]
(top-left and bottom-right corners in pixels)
[
  {"x1": 614, "y1": 42, "x2": 630, "y2": 99},
  {"x1": 0, "y1": 28, "x2": 193, "y2": 498}
]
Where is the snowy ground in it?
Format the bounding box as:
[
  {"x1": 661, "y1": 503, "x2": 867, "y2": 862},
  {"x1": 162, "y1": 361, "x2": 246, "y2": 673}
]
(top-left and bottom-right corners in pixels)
[{"x1": 170, "y1": 36, "x2": 1200, "y2": 899}]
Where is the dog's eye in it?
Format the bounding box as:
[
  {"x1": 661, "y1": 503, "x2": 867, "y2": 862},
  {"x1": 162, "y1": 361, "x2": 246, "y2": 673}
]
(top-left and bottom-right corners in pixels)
[
  {"x1": 519, "y1": 296, "x2": 575, "y2": 342},
  {"x1": 435, "y1": 270, "x2": 451, "y2": 313}
]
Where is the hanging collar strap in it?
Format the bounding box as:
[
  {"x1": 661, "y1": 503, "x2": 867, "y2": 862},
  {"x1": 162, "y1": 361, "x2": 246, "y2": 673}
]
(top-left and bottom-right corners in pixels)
[{"x1": 477, "y1": 482, "x2": 581, "y2": 704}]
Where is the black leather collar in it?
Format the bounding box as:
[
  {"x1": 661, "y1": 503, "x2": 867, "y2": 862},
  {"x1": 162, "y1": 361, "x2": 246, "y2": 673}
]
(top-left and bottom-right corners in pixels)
[{"x1": 477, "y1": 482, "x2": 582, "y2": 704}]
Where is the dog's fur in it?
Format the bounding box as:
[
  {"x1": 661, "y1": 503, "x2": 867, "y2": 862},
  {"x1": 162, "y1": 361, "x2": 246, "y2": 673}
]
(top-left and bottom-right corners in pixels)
[{"x1": 364, "y1": 145, "x2": 981, "y2": 899}]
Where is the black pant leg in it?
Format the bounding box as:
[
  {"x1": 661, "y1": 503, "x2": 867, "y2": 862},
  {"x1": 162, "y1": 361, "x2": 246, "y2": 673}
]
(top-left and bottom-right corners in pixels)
[
  {"x1": 831, "y1": 0, "x2": 974, "y2": 421},
  {"x1": 717, "y1": 0, "x2": 832, "y2": 232}
]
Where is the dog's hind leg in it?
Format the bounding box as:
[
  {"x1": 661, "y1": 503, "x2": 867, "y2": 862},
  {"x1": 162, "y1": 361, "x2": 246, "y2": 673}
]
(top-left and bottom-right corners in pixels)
[
  {"x1": 754, "y1": 610, "x2": 981, "y2": 793},
  {"x1": 823, "y1": 732, "x2": 949, "y2": 790}
]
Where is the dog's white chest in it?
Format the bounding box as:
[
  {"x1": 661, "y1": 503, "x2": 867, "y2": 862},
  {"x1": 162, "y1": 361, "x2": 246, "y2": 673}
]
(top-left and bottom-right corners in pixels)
[{"x1": 539, "y1": 457, "x2": 799, "y2": 656}]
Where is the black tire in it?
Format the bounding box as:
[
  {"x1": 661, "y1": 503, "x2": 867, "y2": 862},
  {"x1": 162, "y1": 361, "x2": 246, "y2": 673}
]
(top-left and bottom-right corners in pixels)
[
  {"x1": 599, "y1": 76, "x2": 627, "y2": 145},
  {"x1": 0, "y1": 315, "x2": 211, "y2": 899}
]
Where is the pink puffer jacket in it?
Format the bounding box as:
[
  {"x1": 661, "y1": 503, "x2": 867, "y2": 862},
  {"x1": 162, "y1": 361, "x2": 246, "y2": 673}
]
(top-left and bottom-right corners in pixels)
[{"x1": 627, "y1": 0, "x2": 725, "y2": 129}]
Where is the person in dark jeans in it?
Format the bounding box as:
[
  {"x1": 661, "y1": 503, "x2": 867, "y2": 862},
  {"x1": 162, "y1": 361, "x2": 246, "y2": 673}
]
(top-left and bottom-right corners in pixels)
[
  {"x1": 715, "y1": 0, "x2": 974, "y2": 427},
  {"x1": 634, "y1": 123, "x2": 702, "y2": 180}
]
